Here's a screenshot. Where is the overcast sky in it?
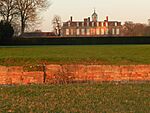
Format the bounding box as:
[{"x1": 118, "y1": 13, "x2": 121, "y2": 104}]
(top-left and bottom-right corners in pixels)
[{"x1": 40, "y1": 0, "x2": 150, "y2": 31}]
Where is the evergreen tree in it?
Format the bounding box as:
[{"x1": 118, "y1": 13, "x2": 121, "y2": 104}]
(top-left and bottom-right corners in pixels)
[{"x1": 0, "y1": 20, "x2": 14, "y2": 40}]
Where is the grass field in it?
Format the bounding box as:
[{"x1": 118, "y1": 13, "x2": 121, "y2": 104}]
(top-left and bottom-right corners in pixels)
[
  {"x1": 0, "y1": 45, "x2": 150, "y2": 66},
  {"x1": 0, "y1": 83, "x2": 149, "y2": 113}
]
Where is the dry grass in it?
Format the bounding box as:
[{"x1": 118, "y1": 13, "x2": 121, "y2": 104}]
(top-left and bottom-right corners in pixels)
[{"x1": 0, "y1": 83, "x2": 149, "y2": 113}]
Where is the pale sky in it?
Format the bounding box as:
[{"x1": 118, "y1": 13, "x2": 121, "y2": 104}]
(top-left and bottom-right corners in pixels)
[{"x1": 40, "y1": 0, "x2": 150, "y2": 31}]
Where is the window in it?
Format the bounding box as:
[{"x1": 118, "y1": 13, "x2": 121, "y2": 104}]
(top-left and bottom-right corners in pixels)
[
  {"x1": 97, "y1": 22, "x2": 99, "y2": 27},
  {"x1": 116, "y1": 28, "x2": 120, "y2": 35},
  {"x1": 66, "y1": 29, "x2": 69, "y2": 35},
  {"x1": 101, "y1": 22, "x2": 104, "y2": 27},
  {"x1": 112, "y1": 28, "x2": 115, "y2": 35},
  {"x1": 87, "y1": 29, "x2": 90, "y2": 35},
  {"x1": 91, "y1": 28, "x2": 95, "y2": 35},
  {"x1": 77, "y1": 22, "x2": 79, "y2": 27},
  {"x1": 92, "y1": 22, "x2": 94, "y2": 27},
  {"x1": 101, "y1": 29, "x2": 104, "y2": 35},
  {"x1": 82, "y1": 22, "x2": 84, "y2": 27},
  {"x1": 71, "y1": 29, "x2": 74, "y2": 35},
  {"x1": 96, "y1": 28, "x2": 100, "y2": 35},
  {"x1": 68, "y1": 22, "x2": 70, "y2": 27},
  {"x1": 77, "y1": 29, "x2": 80, "y2": 35},
  {"x1": 105, "y1": 22, "x2": 108, "y2": 27},
  {"x1": 81, "y1": 29, "x2": 85, "y2": 35},
  {"x1": 105, "y1": 28, "x2": 109, "y2": 35},
  {"x1": 87, "y1": 22, "x2": 89, "y2": 27},
  {"x1": 115, "y1": 22, "x2": 117, "y2": 26}
]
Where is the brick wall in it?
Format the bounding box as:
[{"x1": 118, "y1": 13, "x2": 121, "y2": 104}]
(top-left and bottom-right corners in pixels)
[
  {"x1": 0, "y1": 66, "x2": 43, "y2": 85},
  {"x1": 0, "y1": 65, "x2": 150, "y2": 85}
]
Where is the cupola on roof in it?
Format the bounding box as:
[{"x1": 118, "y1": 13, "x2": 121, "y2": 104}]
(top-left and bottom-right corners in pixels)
[{"x1": 92, "y1": 9, "x2": 98, "y2": 22}]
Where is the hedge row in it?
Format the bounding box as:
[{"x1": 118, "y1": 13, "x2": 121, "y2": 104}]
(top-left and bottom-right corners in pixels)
[{"x1": 0, "y1": 36, "x2": 150, "y2": 45}]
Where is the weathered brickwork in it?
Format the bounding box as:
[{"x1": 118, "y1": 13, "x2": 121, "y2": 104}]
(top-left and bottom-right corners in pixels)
[
  {"x1": 0, "y1": 66, "x2": 43, "y2": 85},
  {"x1": 0, "y1": 65, "x2": 150, "y2": 85}
]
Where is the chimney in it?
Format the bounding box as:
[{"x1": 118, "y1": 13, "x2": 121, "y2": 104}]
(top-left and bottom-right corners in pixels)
[
  {"x1": 106, "y1": 16, "x2": 108, "y2": 21},
  {"x1": 70, "y1": 16, "x2": 73, "y2": 22},
  {"x1": 84, "y1": 18, "x2": 88, "y2": 22},
  {"x1": 88, "y1": 17, "x2": 90, "y2": 22}
]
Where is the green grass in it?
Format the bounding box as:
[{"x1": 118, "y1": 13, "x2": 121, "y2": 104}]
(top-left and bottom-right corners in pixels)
[
  {"x1": 0, "y1": 83, "x2": 149, "y2": 113},
  {"x1": 0, "y1": 45, "x2": 150, "y2": 66}
]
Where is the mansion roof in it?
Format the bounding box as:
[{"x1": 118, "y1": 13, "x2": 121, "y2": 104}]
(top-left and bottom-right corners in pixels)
[
  {"x1": 63, "y1": 10, "x2": 121, "y2": 28},
  {"x1": 63, "y1": 21, "x2": 121, "y2": 27}
]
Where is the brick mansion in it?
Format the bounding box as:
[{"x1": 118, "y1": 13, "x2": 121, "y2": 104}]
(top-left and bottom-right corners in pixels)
[{"x1": 62, "y1": 10, "x2": 122, "y2": 37}]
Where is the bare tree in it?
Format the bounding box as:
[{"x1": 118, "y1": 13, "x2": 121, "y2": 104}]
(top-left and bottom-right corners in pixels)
[
  {"x1": 0, "y1": 0, "x2": 17, "y2": 23},
  {"x1": 122, "y1": 21, "x2": 135, "y2": 36},
  {"x1": 123, "y1": 21, "x2": 146, "y2": 36},
  {"x1": 52, "y1": 15, "x2": 62, "y2": 36},
  {"x1": 15, "y1": 0, "x2": 50, "y2": 35},
  {"x1": 144, "y1": 26, "x2": 150, "y2": 36},
  {"x1": 133, "y1": 23, "x2": 145, "y2": 36},
  {"x1": 0, "y1": 0, "x2": 20, "y2": 36},
  {"x1": 11, "y1": 21, "x2": 21, "y2": 36}
]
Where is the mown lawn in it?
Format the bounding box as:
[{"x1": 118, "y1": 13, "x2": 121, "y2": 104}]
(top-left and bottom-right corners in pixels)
[
  {"x1": 0, "y1": 45, "x2": 150, "y2": 66},
  {"x1": 0, "y1": 83, "x2": 149, "y2": 113}
]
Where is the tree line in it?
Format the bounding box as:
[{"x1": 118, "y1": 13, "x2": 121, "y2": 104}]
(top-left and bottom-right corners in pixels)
[
  {"x1": 0, "y1": 0, "x2": 49, "y2": 39},
  {"x1": 122, "y1": 21, "x2": 150, "y2": 36},
  {"x1": 0, "y1": 0, "x2": 150, "y2": 39}
]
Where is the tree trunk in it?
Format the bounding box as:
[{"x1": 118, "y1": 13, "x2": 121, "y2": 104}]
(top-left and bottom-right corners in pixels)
[
  {"x1": 21, "y1": 17, "x2": 25, "y2": 35},
  {"x1": 21, "y1": 24, "x2": 25, "y2": 35}
]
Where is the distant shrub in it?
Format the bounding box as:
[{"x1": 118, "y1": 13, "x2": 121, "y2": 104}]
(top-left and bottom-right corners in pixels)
[{"x1": 0, "y1": 20, "x2": 14, "y2": 40}]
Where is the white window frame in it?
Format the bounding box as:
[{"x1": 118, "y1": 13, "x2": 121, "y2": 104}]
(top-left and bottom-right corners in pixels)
[
  {"x1": 76, "y1": 29, "x2": 80, "y2": 35},
  {"x1": 82, "y1": 22, "x2": 84, "y2": 27},
  {"x1": 92, "y1": 22, "x2": 94, "y2": 27},
  {"x1": 68, "y1": 22, "x2": 70, "y2": 27},
  {"x1": 87, "y1": 29, "x2": 90, "y2": 35},
  {"x1": 105, "y1": 22, "x2": 108, "y2": 27},
  {"x1": 116, "y1": 28, "x2": 120, "y2": 35},
  {"x1": 115, "y1": 22, "x2": 117, "y2": 26},
  {"x1": 97, "y1": 22, "x2": 99, "y2": 27},
  {"x1": 96, "y1": 28, "x2": 100, "y2": 35},
  {"x1": 66, "y1": 29, "x2": 69, "y2": 35},
  {"x1": 71, "y1": 29, "x2": 74, "y2": 35},
  {"x1": 81, "y1": 29, "x2": 85, "y2": 35},
  {"x1": 105, "y1": 28, "x2": 109, "y2": 35},
  {"x1": 101, "y1": 22, "x2": 104, "y2": 27},
  {"x1": 87, "y1": 22, "x2": 89, "y2": 27},
  {"x1": 112, "y1": 28, "x2": 115, "y2": 35},
  {"x1": 77, "y1": 22, "x2": 79, "y2": 27},
  {"x1": 101, "y1": 29, "x2": 104, "y2": 35}
]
